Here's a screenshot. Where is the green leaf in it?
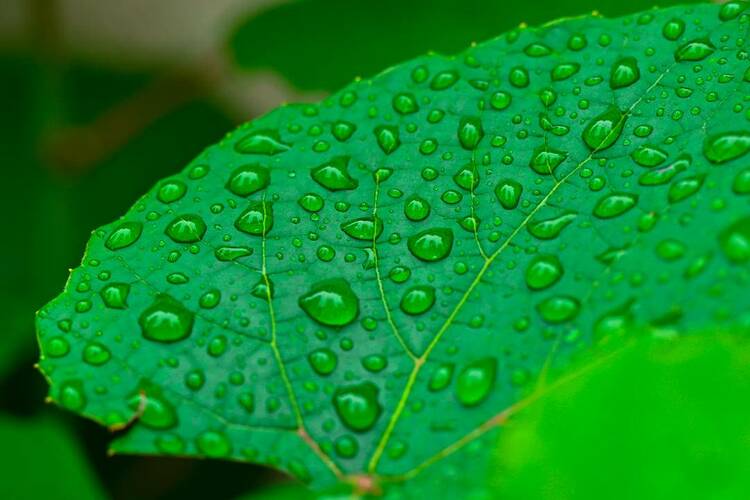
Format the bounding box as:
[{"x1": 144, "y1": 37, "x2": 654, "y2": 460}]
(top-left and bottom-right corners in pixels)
[
  {"x1": 0, "y1": 415, "x2": 106, "y2": 500},
  {"x1": 37, "y1": 2, "x2": 750, "y2": 495},
  {"x1": 491, "y1": 334, "x2": 750, "y2": 499},
  {"x1": 228, "y1": 0, "x2": 699, "y2": 91}
]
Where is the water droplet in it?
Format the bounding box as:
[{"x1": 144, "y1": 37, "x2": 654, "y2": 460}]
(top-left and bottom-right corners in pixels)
[
  {"x1": 430, "y1": 70, "x2": 459, "y2": 90},
  {"x1": 404, "y1": 195, "x2": 431, "y2": 221},
  {"x1": 609, "y1": 56, "x2": 640, "y2": 89},
  {"x1": 332, "y1": 120, "x2": 356, "y2": 141},
  {"x1": 389, "y1": 266, "x2": 411, "y2": 283},
  {"x1": 536, "y1": 296, "x2": 580, "y2": 323},
  {"x1": 656, "y1": 238, "x2": 686, "y2": 261},
  {"x1": 166, "y1": 214, "x2": 206, "y2": 243},
  {"x1": 525, "y1": 255, "x2": 563, "y2": 290},
  {"x1": 199, "y1": 290, "x2": 221, "y2": 309},
  {"x1": 529, "y1": 145, "x2": 567, "y2": 175},
  {"x1": 495, "y1": 179, "x2": 523, "y2": 209},
  {"x1": 719, "y1": 2, "x2": 743, "y2": 21},
  {"x1": 59, "y1": 381, "x2": 86, "y2": 411},
  {"x1": 226, "y1": 165, "x2": 270, "y2": 196},
  {"x1": 457, "y1": 117, "x2": 484, "y2": 150},
  {"x1": 83, "y1": 342, "x2": 111, "y2": 366},
  {"x1": 456, "y1": 358, "x2": 496, "y2": 407},
  {"x1": 551, "y1": 62, "x2": 580, "y2": 81},
  {"x1": 719, "y1": 216, "x2": 750, "y2": 263},
  {"x1": 392, "y1": 92, "x2": 419, "y2": 114},
  {"x1": 235, "y1": 130, "x2": 290, "y2": 155},
  {"x1": 335, "y1": 435, "x2": 358, "y2": 458},
  {"x1": 429, "y1": 363, "x2": 454, "y2": 392},
  {"x1": 509, "y1": 66, "x2": 529, "y2": 88},
  {"x1": 453, "y1": 164, "x2": 479, "y2": 191},
  {"x1": 593, "y1": 193, "x2": 638, "y2": 219},
  {"x1": 675, "y1": 38, "x2": 716, "y2": 62},
  {"x1": 101, "y1": 283, "x2": 130, "y2": 309},
  {"x1": 528, "y1": 213, "x2": 576, "y2": 239},
  {"x1": 732, "y1": 168, "x2": 750, "y2": 194},
  {"x1": 105, "y1": 222, "x2": 142, "y2": 251},
  {"x1": 45, "y1": 336, "x2": 70, "y2": 357},
  {"x1": 333, "y1": 382, "x2": 382, "y2": 432},
  {"x1": 631, "y1": 144, "x2": 668, "y2": 167},
  {"x1": 341, "y1": 216, "x2": 383, "y2": 241},
  {"x1": 662, "y1": 18, "x2": 685, "y2": 41},
  {"x1": 490, "y1": 91, "x2": 512, "y2": 110},
  {"x1": 298, "y1": 193, "x2": 324, "y2": 212},
  {"x1": 139, "y1": 295, "x2": 194, "y2": 343},
  {"x1": 374, "y1": 125, "x2": 400, "y2": 154},
  {"x1": 703, "y1": 131, "x2": 750, "y2": 164},
  {"x1": 235, "y1": 201, "x2": 273, "y2": 236},
  {"x1": 311, "y1": 156, "x2": 358, "y2": 191},
  {"x1": 524, "y1": 42, "x2": 552, "y2": 57},
  {"x1": 129, "y1": 388, "x2": 178, "y2": 429},
  {"x1": 157, "y1": 180, "x2": 187, "y2": 203},
  {"x1": 185, "y1": 369, "x2": 205, "y2": 390},
  {"x1": 582, "y1": 106, "x2": 626, "y2": 151},
  {"x1": 215, "y1": 246, "x2": 253, "y2": 262},
  {"x1": 308, "y1": 348, "x2": 337, "y2": 376},
  {"x1": 668, "y1": 175, "x2": 704, "y2": 203},
  {"x1": 196, "y1": 430, "x2": 232, "y2": 457},
  {"x1": 400, "y1": 286, "x2": 436, "y2": 315},
  {"x1": 299, "y1": 278, "x2": 359, "y2": 327},
  {"x1": 362, "y1": 354, "x2": 388, "y2": 373},
  {"x1": 407, "y1": 228, "x2": 454, "y2": 262}
]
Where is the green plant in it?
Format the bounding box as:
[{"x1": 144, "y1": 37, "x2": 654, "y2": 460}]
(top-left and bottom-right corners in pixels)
[{"x1": 36, "y1": 2, "x2": 750, "y2": 496}]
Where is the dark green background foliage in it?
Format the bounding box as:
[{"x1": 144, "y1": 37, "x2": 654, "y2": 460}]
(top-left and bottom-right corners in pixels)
[{"x1": 2, "y1": 0, "x2": 749, "y2": 498}]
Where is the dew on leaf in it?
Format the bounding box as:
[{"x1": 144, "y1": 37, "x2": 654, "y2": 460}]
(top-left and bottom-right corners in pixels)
[
  {"x1": 101, "y1": 283, "x2": 130, "y2": 309},
  {"x1": 105, "y1": 222, "x2": 143, "y2": 251},
  {"x1": 226, "y1": 164, "x2": 270, "y2": 196},
  {"x1": 235, "y1": 202, "x2": 273, "y2": 236},
  {"x1": 525, "y1": 255, "x2": 564, "y2": 290},
  {"x1": 311, "y1": 156, "x2": 358, "y2": 191},
  {"x1": 703, "y1": 131, "x2": 750, "y2": 164},
  {"x1": 582, "y1": 106, "x2": 626, "y2": 151},
  {"x1": 456, "y1": 358, "x2": 496, "y2": 407},
  {"x1": 166, "y1": 214, "x2": 207, "y2": 243},
  {"x1": 333, "y1": 382, "x2": 382, "y2": 432},
  {"x1": 308, "y1": 348, "x2": 338, "y2": 376},
  {"x1": 407, "y1": 228, "x2": 454, "y2": 262},
  {"x1": 139, "y1": 295, "x2": 194, "y2": 343},
  {"x1": 235, "y1": 130, "x2": 290, "y2": 155},
  {"x1": 400, "y1": 286, "x2": 436, "y2": 315},
  {"x1": 299, "y1": 278, "x2": 359, "y2": 327},
  {"x1": 495, "y1": 179, "x2": 523, "y2": 209},
  {"x1": 536, "y1": 295, "x2": 581, "y2": 323},
  {"x1": 610, "y1": 56, "x2": 640, "y2": 89},
  {"x1": 593, "y1": 193, "x2": 638, "y2": 219}
]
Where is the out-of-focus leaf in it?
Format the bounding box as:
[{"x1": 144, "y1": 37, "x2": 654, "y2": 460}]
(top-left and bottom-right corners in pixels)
[
  {"x1": 0, "y1": 54, "x2": 234, "y2": 380},
  {"x1": 0, "y1": 415, "x2": 106, "y2": 500},
  {"x1": 229, "y1": 0, "x2": 698, "y2": 91},
  {"x1": 492, "y1": 334, "x2": 750, "y2": 500}
]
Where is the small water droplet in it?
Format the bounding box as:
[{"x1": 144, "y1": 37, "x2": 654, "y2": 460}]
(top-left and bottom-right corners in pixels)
[{"x1": 456, "y1": 358, "x2": 496, "y2": 407}]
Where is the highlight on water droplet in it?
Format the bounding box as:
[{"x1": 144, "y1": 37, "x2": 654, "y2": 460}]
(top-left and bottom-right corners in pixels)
[{"x1": 299, "y1": 278, "x2": 359, "y2": 327}]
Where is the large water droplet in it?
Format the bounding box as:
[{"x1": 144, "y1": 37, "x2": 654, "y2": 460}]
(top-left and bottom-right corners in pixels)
[
  {"x1": 83, "y1": 342, "x2": 111, "y2": 366},
  {"x1": 703, "y1": 131, "x2": 750, "y2": 164},
  {"x1": 495, "y1": 179, "x2": 523, "y2": 209},
  {"x1": 392, "y1": 92, "x2": 419, "y2": 114},
  {"x1": 429, "y1": 363, "x2": 454, "y2": 392},
  {"x1": 157, "y1": 180, "x2": 187, "y2": 204},
  {"x1": 139, "y1": 295, "x2": 194, "y2": 343},
  {"x1": 582, "y1": 106, "x2": 626, "y2": 151},
  {"x1": 308, "y1": 349, "x2": 337, "y2": 376},
  {"x1": 196, "y1": 430, "x2": 232, "y2": 457},
  {"x1": 341, "y1": 216, "x2": 383, "y2": 241},
  {"x1": 719, "y1": 216, "x2": 750, "y2": 263},
  {"x1": 529, "y1": 145, "x2": 567, "y2": 175},
  {"x1": 400, "y1": 286, "x2": 436, "y2": 315},
  {"x1": 226, "y1": 164, "x2": 270, "y2": 196},
  {"x1": 374, "y1": 125, "x2": 400, "y2": 154},
  {"x1": 235, "y1": 201, "x2": 273, "y2": 236},
  {"x1": 528, "y1": 213, "x2": 576, "y2": 239},
  {"x1": 457, "y1": 117, "x2": 484, "y2": 150},
  {"x1": 105, "y1": 222, "x2": 143, "y2": 251},
  {"x1": 525, "y1": 255, "x2": 563, "y2": 290},
  {"x1": 456, "y1": 358, "x2": 496, "y2": 407},
  {"x1": 404, "y1": 195, "x2": 431, "y2": 221},
  {"x1": 593, "y1": 193, "x2": 638, "y2": 219},
  {"x1": 299, "y1": 278, "x2": 359, "y2": 327},
  {"x1": 235, "y1": 130, "x2": 290, "y2": 155},
  {"x1": 536, "y1": 295, "x2": 580, "y2": 323},
  {"x1": 668, "y1": 175, "x2": 704, "y2": 203},
  {"x1": 166, "y1": 214, "x2": 206, "y2": 243},
  {"x1": 662, "y1": 18, "x2": 685, "y2": 40},
  {"x1": 129, "y1": 387, "x2": 178, "y2": 429},
  {"x1": 674, "y1": 38, "x2": 716, "y2": 62},
  {"x1": 609, "y1": 56, "x2": 640, "y2": 89},
  {"x1": 101, "y1": 283, "x2": 130, "y2": 309},
  {"x1": 311, "y1": 156, "x2": 358, "y2": 191},
  {"x1": 333, "y1": 382, "x2": 382, "y2": 432},
  {"x1": 407, "y1": 228, "x2": 454, "y2": 262},
  {"x1": 631, "y1": 145, "x2": 668, "y2": 167}
]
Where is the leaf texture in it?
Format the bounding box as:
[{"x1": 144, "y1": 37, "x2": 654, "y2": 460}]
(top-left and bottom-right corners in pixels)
[{"x1": 37, "y1": 2, "x2": 750, "y2": 495}]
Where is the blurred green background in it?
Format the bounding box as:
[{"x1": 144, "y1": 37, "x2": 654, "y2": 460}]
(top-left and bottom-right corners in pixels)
[{"x1": 4, "y1": 1, "x2": 744, "y2": 499}]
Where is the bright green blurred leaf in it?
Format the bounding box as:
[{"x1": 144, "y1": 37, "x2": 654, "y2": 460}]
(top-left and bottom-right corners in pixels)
[
  {"x1": 37, "y1": 2, "x2": 750, "y2": 496},
  {"x1": 492, "y1": 334, "x2": 750, "y2": 500}
]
